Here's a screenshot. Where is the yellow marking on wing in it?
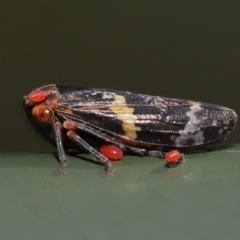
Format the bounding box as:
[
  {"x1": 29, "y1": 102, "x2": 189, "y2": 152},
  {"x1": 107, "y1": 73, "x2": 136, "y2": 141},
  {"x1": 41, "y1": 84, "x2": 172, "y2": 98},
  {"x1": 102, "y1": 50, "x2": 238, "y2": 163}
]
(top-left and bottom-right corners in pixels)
[
  {"x1": 109, "y1": 95, "x2": 141, "y2": 139},
  {"x1": 64, "y1": 108, "x2": 73, "y2": 114}
]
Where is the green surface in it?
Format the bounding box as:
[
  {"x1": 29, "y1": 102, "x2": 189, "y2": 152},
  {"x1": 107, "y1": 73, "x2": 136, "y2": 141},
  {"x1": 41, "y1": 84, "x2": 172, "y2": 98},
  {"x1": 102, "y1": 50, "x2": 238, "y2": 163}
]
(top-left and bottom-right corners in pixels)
[{"x1": 1, "y1": 145, "x2": 240, "y2": 240}]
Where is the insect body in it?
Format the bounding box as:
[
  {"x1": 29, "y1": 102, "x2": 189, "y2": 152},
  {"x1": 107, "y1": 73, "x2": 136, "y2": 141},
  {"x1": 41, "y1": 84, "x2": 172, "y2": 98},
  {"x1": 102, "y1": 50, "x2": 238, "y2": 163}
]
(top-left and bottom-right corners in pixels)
[{"x1": 23, "y1": 84, "x2": 238, "y2": 175}]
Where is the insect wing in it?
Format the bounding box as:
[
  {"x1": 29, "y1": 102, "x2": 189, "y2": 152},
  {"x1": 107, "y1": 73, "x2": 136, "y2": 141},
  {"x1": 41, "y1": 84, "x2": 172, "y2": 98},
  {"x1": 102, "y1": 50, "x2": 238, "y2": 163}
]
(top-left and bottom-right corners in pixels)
[{"x1": 56, "y1": 87, "x2": 237, "y2": 148}]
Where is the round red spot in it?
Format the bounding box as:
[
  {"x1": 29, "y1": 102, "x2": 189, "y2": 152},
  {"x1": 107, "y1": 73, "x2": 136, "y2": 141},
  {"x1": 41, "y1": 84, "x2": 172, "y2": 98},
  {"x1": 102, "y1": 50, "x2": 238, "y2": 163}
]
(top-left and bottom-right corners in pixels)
[
  {"x1": 165, "y1": 150, "x2": 181, "y2": 163},
  {"x1": 100, "y1": 145, "x2": 123, "y2": 161},
  {"x1": 29, "y1": 91, "x2": 49, "y2": 102}
]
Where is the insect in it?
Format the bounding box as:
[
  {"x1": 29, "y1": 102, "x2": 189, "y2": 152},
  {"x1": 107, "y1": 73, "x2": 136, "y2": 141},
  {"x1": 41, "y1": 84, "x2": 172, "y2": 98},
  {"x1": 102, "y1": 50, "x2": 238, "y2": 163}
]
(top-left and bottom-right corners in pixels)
[{"x1": 23, "y1": 84, "x2": 238, "y2": 176}]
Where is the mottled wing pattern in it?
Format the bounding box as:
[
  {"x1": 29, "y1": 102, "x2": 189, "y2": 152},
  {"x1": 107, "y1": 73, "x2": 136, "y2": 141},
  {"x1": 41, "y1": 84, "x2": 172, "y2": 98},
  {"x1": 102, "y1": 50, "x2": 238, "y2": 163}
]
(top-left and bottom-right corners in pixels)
[{"x1": 56, "y1": 87, "x2": 237, "y2": 147}]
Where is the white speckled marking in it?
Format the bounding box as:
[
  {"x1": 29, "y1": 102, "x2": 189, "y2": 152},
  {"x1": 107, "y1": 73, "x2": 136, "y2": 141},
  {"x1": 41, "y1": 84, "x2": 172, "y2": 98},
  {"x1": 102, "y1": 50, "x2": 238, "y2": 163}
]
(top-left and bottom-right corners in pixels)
[
  {"x1": 91, "y1": 91, "x2": 102, "y2": 95},
  {"x1": 174, "y1": 131, "x2": 204, "y2": 147},
  {"x1": 212, "y1": 120, "x2": 218, "y2": 126},
  {"x1": 173, "y1": 104, "x2": 205, "y2": 146},
  {"x1": 218, "y1": 128, "x2": 223, "y2": 135},
  {"x1": 185, "y1": 104, "x2": 201, "y2": 130},
  {"x1": 102, "y1": 92, "x2": 115, "y2": 99}
]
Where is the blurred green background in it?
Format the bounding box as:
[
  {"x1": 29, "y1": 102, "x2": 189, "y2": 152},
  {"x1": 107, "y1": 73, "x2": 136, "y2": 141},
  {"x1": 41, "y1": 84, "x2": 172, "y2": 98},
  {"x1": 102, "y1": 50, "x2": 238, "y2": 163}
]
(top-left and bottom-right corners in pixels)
[{"x1": 1, "y1": 1, "x2": 239, "y2": 152}]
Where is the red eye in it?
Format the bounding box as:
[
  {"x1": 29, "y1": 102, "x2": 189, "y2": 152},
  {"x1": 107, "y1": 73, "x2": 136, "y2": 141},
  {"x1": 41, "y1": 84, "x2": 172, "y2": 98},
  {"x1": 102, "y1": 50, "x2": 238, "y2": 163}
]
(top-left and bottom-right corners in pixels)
[{"x1": 29, "y1": 91, "x2": 49, "y2": 102}]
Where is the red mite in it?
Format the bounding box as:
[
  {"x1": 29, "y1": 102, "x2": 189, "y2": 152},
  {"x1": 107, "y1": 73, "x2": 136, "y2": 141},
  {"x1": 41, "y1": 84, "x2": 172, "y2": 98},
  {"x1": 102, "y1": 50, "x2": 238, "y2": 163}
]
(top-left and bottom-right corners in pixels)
[
  {"x1": 164, "y1": 150, "x2": 182, "y2": 163},
  {"x1": 100, "y1": 145, "x2": 123, "y2": 161},
  {"x1": 29, "y1": 91, "x2": 49, "y2": 102}
]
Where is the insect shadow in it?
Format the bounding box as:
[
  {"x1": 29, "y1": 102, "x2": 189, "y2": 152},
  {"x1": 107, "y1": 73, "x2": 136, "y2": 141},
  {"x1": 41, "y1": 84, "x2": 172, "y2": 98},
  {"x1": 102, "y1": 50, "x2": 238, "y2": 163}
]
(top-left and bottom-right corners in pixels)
[
  {"x1": 53, "y1": 143, "x2": 232, "y2": 168},
  {"x1": 53, "y1": 151, "x2": 103, "y2": 167},
  {"x1": 180, "y1": 143, "x2": 232, "y2": 155}
]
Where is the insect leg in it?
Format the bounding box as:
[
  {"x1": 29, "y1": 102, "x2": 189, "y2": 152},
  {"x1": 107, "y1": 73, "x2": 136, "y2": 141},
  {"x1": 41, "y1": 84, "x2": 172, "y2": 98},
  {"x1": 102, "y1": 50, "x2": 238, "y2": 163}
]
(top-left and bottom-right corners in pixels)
[
  {"x1": 147, "y1": 149, "x2": 186, "y2": 168},
  {"x1": 146, "y1": 150, "x2": 165, "y2": 158},
  {"x1": 53, "y1": 122, "x2": 68, "y2": 174},
  {"x1": 66, "y1": 130, "x2": 114, "y2": 176},
  {"x1": 63, "y1": 120, "x2": 146, "y2": 156},
  {"x1": 147, "y1": 150, "x2": 185, "y2": 159}
]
